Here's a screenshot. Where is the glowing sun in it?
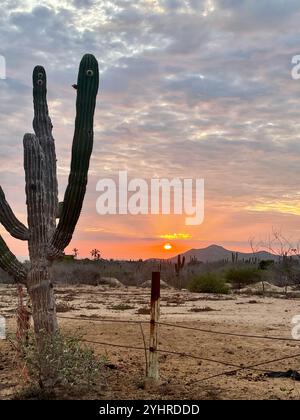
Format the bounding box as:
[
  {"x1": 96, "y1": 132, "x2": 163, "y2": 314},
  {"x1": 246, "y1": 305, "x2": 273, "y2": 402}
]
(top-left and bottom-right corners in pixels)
[{"x1": 163, "y1": 243, "x2": 173, "y2": 251}]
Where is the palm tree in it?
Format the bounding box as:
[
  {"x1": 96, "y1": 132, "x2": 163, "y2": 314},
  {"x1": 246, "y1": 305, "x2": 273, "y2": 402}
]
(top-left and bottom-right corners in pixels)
[
  {"x1": 90, "y1": 248, "x2": 101, "y2": 261},
  {"x1": 72, "y1": 248, "x2": 79, "y2": 259}
]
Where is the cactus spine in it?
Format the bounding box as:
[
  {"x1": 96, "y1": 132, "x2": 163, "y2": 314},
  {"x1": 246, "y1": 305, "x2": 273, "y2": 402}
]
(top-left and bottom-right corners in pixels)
[{"x1": 0, "y1": 55, "x2": 99, "y2": 342}]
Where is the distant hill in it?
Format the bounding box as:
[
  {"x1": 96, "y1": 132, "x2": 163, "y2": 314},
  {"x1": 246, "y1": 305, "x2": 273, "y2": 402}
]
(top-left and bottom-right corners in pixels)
[{"x1": 170, "y1": 244, "x2": 278, "y2": 263}]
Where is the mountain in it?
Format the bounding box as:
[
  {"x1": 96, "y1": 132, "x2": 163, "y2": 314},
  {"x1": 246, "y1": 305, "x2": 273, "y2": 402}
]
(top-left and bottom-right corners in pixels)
[{"x1": 170, "y1": 244, "x2": 277, "y2": 263}]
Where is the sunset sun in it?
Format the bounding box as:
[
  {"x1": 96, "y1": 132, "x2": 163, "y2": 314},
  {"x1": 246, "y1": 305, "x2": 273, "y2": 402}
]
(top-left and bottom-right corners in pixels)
[{"x1": 163, "y1": 243, "x2": 173, "y2": 251}]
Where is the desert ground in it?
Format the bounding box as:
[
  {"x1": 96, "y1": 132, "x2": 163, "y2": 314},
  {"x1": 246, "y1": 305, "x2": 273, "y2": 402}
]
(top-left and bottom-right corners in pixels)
[{"x1": 0, "y1": 283, "x2": 300, "y2": 400}]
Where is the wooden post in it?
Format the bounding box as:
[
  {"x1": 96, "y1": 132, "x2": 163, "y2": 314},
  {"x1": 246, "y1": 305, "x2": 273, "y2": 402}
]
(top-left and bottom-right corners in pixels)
[{"x1": 148, "y1": 271, "x2": 160, "y2": 381}]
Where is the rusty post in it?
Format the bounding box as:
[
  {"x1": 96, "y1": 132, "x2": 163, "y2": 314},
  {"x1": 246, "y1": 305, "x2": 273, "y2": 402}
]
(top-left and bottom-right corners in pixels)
[
  {"x1": 148, "y1": 271, "x2": 160, "y2": 381},
  {"x1": 16, "y1": 284, "x2": 30, "y2": 344}
]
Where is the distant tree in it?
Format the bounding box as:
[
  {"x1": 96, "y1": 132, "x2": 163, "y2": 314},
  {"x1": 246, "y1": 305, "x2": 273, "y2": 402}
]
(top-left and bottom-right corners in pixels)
[
  {"x1": 90, "y1": 248, "x2": 101, "y2": 261},
  {"x1": 265, "y1": 229, "x2": 299, "y2": 293},
  {"x1": 73, "y1": 248, "x2": 79, "y2": 259},
  {"x1": 249, "y1": 235, "x2": 276, "y2": 294}
]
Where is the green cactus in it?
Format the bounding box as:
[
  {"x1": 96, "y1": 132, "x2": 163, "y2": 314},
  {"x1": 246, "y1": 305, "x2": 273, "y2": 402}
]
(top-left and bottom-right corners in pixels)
[
  {"x1": 0, "y1": 54, "x2": 99, "y2": 349},
  {"x1": 231, "y1": 251, "x2": 239, "y2": 264},
  {"x1": 0, "y1": 235, "x2": 27, "y2": 282},
  {"x1": 175, "y1": 254, "x2": 185, "y2": 289}
]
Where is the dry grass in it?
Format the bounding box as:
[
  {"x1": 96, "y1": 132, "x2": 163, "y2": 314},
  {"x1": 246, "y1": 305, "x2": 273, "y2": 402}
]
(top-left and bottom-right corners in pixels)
[{"x1": 189, "y1": 306, "x2": 216, "y2": 312}]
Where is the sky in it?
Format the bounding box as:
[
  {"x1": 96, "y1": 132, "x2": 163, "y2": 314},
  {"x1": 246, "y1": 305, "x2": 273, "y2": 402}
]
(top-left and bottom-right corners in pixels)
[{"x1": 1, "y1": 0, "x2": 300, "y2": 260}]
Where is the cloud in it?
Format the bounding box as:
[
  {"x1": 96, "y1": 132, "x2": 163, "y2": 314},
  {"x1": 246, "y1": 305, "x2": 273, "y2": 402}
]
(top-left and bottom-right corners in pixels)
[{"x1": 216, "y1": 0, "x2": 300, "y2": 32}]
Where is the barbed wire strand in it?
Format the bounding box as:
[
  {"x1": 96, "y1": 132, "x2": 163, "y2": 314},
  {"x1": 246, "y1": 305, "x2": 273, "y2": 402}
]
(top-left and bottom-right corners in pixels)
[
  {"x1": 58, "y1": 315, "x2": 148, "y2": 325},
  {"x1": 55, "y1": 290, "x2": 152, "y2": 297},
  {"x1": 80, "y1": 337, "x2": 298, "y2": 375},
  {"x1": 157, "y1": 321, "x2": 300, "y2": 343},
  {"x1": 57, "y1": 315, "x2": 300, "y2": 343},
  {"x1": 188, "y1": 351, "x2": 300, "y2": 385}
]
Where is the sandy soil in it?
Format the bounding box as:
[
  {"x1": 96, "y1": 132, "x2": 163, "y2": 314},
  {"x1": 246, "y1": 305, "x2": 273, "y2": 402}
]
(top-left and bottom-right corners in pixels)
[{"x1": 0, "y1": 284, "x2": 300, "y2": 400}]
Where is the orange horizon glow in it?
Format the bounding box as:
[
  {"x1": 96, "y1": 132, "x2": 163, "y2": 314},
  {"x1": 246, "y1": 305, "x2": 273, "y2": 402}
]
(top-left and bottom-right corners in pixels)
[{"x1": 2, "y1": 196, "x2": 300, "y2": 261}]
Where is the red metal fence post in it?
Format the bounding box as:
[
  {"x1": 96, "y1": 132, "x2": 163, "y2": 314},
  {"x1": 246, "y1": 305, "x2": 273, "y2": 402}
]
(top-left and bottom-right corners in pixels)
[{"x1": 148, "y1": 271, "x2": 160, "y2": 381}]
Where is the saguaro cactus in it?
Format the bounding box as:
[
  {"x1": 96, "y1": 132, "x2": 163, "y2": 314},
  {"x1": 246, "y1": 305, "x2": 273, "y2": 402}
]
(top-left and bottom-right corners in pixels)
[
  {"x1": 231, "y1": 251, "x2": 239, "y2": 264},
  {"x1": 0, "y1": 54, "x2": 99, "y2": 337},
  {"x1": 175, "y1": 254, "x2": 185, "y2": 289}
]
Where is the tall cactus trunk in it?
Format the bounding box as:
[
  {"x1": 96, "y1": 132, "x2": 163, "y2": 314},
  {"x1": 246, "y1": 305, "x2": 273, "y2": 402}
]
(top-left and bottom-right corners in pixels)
[
  {"x1": 26, "y1": 262, "x2": 58, "y2": 388},
  {"x1": 27, "y1": 265, "x2": 58, "y2": 386},
  {"x1": 23, "y1": 132, "x2": 58, "y2": 385},
  {"x1": 24, "y1": 133, "x2": 58, "y2": 337},
  {"x1": 27, "y1": 264, "x2": 57, "y2": 335}
]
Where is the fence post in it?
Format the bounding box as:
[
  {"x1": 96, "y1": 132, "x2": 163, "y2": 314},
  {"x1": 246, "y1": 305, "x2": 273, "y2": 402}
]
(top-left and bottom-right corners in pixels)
[{"x1": 148, "y1": 271, "x2": 160, "y2": 381}]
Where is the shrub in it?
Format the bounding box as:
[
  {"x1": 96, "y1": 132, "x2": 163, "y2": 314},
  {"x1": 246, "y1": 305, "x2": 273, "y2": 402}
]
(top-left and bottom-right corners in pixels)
[
  {"x1": 188, "y1": 272, "x2": 230, "y2": 294},
  {"x1": 225, "y1": 267, "x2": 262, "y2": 290},
  {"x1": 17, "y1": 332, "x2": 105, "y2": 398}
]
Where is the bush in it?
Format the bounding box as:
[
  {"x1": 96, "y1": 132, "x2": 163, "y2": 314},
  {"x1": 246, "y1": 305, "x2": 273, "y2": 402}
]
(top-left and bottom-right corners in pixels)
[
  {"x1": 18, "y1": 332, "x2": 105, "y2": 398},
  {"x1": 225, "y1": 267, "x2": 262, "y2": 290},
  {"x1": 259, "y1": 260, "x2": 274, "y2": 270},
  {"x1": 188, "y1": 272, "x2": 230, "y2": 294}
]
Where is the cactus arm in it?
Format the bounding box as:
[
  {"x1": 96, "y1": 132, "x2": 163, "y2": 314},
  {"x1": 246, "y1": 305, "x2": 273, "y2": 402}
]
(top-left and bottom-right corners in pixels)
[
  {"x1": 0, "y1": 186, "x2": 29, "y2": 240},
  {"x1": 23, "y1": 134, "x2": 48, "y2": 261},
  {"x1": 0, "y1": 235, "x2": 27, "y2": 283},
  {"x1": 32, "y1": 66, "x2": 58, "y2": 238},
  {"x1": 48, "y1": 54, "x2": 99, "y2": 258}
]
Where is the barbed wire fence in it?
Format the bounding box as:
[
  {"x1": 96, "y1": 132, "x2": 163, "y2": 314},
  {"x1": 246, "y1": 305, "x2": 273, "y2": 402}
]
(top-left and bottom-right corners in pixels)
[
  {"x1": 58, "y1": 271, "x2": 300, "y2": 388},
  {"x1": 57, "y1": 315, "x2": 300, "y2": 381},
  {"x1": 3, "y1": 271, "x2": 300, "y2": 391}
]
